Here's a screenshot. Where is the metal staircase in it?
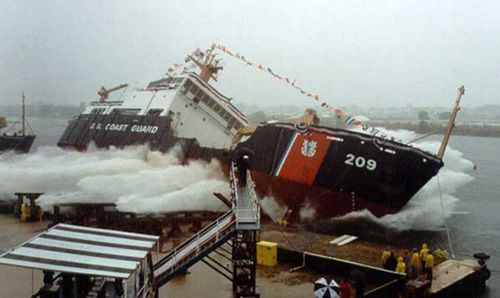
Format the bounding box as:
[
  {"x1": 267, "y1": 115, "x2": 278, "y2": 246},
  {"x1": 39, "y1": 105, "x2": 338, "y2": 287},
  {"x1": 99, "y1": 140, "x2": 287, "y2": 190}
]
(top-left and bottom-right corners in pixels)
[{"x1": 153, "y1": 160, "x2": 260, "y2": 297}]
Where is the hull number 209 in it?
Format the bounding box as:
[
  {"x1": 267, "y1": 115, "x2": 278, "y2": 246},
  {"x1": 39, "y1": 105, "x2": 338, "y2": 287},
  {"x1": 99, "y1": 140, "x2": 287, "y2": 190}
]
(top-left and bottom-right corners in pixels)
[{"x1": 345, "y1": 154, "x2": 377, "y2": 171}]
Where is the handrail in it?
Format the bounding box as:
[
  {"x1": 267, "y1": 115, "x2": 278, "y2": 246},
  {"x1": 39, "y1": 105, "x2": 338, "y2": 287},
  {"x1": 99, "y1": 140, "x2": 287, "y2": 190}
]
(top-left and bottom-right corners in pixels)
[
  {"x1": 234, "y1": 167, "x2": 260, "y2": 227},
  {"x1": 164, "y1": 220, "x2": 235, "y2": 273},
  {"x1": 154, "y1": 210, "x2": 234, "y2": 270},
  {"x1": 229, "y1": 162, "x2": 239, "y2": 207},
  {"x1": 158, "y1": 218, "x2": 236, "y2": 277},
  {"x1": 154, "y1": 212, "x2": 236, "y2": 274},
  {"x1": 154, "y1": 160, "x2": 260, "y2": 285}
]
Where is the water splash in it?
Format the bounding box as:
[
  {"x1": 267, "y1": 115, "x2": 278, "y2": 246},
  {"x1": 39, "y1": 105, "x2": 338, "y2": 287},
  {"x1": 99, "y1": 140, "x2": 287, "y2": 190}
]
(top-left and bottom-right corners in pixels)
[
  {"x1": 0, "y1": 145, "x2": 229, "y2": 214},
  {"x1": 0, "y1": 128, "x2": 474, "y2": 230},
  {"x1": 260, "y1": 196, "x2": 286, "y2": 222}
]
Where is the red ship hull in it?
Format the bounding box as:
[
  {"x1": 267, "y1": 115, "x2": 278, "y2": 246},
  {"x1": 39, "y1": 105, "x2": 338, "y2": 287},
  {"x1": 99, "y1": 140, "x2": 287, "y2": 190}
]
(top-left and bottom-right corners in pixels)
[{"x1": 251, "y1": 171, "x2": 398, "y2": 219}]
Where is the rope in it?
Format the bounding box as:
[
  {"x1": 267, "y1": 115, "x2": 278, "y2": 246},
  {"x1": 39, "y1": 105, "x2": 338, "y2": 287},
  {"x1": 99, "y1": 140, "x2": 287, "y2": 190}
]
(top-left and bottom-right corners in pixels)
[
  {"x1": 212, "y1": 44, "x2": 393, "y2": 140},
  {"x1": 436, "y1": 175, "x2": 455, "y2": 258}
]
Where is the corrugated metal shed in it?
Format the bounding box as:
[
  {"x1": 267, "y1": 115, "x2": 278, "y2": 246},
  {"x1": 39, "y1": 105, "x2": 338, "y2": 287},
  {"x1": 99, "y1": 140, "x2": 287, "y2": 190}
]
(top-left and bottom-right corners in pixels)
[{"x1": 0, "y1": 223, "x2": 159, "y2": 279}]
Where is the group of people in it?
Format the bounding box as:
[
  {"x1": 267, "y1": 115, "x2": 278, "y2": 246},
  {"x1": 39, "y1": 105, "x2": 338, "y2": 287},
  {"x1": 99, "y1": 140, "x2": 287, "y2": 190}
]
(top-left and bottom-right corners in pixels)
[{"x1": 381, "y1": 243, "x2": 435, "y2": 281}]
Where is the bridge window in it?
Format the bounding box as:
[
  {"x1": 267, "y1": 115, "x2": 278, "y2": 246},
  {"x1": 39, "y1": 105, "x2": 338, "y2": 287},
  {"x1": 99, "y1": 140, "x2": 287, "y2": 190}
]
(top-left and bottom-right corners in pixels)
[
  {"x1": 200, "y1": 94, "x2": 210, "y2": 104},
  {"x1": 146, "y1": 109, "x2": 164, "y2": 116},
  {"x1": 181, "y1": 80, "x2": 194, "y2": 94},
  {"x1": 205, "y1": 98, "x2": 216, "y2": 109},
  {"x1": 90, "y1": 108, "x2": 106, "y2": 115},
  {"x1": 234, "y1": 122, "x2": 243, "y2": 130},
  {"x1": 188, "y1": 84, "x2": 198, "y2": 95},
  {"x1": 228, "y1": 118, "x2": 236, "y2": 128},
  {"x1": 111, "y1": 109, "x2": 141, "y2": 116},
  {"x1": 147, "y1": 76, "x2": 182, "y2": 89},
  {"x1": 213, "y1": 103, "x2": 222, "y2": 114}
]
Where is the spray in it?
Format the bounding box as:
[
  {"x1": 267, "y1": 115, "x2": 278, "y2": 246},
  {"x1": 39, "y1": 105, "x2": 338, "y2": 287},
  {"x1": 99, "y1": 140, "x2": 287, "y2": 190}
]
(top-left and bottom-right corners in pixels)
[{"x1": 0, "y1": 145, "x2": 229, "y2": 214}]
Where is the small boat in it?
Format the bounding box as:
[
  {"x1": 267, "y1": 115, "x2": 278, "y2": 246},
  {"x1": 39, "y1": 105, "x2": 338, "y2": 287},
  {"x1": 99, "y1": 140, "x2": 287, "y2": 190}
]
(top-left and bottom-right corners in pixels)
[{"x1": 0, "y1": 93, "x2": 36, "y2": 153}]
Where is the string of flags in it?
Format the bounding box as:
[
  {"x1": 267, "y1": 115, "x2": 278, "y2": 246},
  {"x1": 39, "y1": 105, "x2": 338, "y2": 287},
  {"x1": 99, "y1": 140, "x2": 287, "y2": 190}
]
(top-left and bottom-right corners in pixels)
[
  {"x1": 212, "y1": 44, "x2": 395, "y2": 139},
  {"x1": 165, "y1": 44, "x2": 396, "y2": 141},
  {"x1": 165, "y1": 48, "x2": 206, "y2": 76}
]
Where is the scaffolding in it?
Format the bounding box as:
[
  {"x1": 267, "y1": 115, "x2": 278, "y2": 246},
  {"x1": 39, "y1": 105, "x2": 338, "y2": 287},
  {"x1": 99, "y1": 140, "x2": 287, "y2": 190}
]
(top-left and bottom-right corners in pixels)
[{"x1": 153, "y1": 160, "x2": 260, "y2": 297}]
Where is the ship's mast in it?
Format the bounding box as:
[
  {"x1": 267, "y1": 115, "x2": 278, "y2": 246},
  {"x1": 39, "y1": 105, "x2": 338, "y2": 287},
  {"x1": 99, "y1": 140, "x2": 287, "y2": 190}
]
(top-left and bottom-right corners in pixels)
[
  {"x1": 187, "y1": 45, "x2": 223, "y2": 83},
  {"x1": 437, "y1": 85, "x2": 465, "y2": 159},
  {"x1": 22, "y1": 92, "x2": 26, "y2": 136}
]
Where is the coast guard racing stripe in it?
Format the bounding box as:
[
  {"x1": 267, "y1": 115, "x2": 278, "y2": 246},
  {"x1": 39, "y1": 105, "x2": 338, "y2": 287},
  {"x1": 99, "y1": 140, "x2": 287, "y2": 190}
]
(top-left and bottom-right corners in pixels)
[{"x1": 274, "y1": 131, "x2": 332, "y2": 184}]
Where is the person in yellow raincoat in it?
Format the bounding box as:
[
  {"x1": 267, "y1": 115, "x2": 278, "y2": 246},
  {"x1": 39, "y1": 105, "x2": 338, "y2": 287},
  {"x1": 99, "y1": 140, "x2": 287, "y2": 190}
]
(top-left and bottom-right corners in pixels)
[
  {"x1": 420, "y1": 243, "x2": 429, "y2": 269},
  {"x1": 410, "y1": 248, "x2": 420, "y2": 279},
  {"x1": 424, "y1": 253, "x2": 434, "y2": 280},
  {"x1": 381, "y1": 246, "x2": 391, "y2": 268},
  {"x1": 396, "y1": 257, "x2": 406, "y2": 274}
]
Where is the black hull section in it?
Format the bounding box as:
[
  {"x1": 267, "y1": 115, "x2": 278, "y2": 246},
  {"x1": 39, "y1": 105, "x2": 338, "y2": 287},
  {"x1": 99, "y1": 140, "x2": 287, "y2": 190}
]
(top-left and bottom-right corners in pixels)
[
  {"x1": 0, "y1": 135, "x2": 36, "y2": 153},
  {"x1": 234, "y1": 123, "x2": 443, "y2": 214},
  {"x1": 57, "y1": 114, "x2": 231, "y2": 162},
  {"x1": 0, "y1": 135, "x2": 35, "y2": 153},
  {"x1": 58, "y1": 114, "x2": 176, "y2": 151}
]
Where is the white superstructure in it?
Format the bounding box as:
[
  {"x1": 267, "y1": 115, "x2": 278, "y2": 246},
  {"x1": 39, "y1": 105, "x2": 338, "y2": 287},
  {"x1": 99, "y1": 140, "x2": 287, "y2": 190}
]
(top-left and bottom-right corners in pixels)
[{"x1": 82, "y1": 73, "x2": 247, "y2": 149}]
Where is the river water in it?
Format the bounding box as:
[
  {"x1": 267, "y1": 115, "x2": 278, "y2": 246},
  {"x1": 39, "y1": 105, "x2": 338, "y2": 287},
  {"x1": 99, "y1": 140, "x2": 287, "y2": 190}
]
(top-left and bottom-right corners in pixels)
[
  {"x1": 444, "y1": 135, "x2": 500, "y2": 297},
  {"x1": 2, "y1": 117, "x2": 499, "y2": 296}
]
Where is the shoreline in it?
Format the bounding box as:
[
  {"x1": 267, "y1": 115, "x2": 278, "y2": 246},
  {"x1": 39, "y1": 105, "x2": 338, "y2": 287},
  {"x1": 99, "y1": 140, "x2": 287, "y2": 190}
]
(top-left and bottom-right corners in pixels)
[{"x1": 370, "y1": 121, "x2": 500, "y2": 138}]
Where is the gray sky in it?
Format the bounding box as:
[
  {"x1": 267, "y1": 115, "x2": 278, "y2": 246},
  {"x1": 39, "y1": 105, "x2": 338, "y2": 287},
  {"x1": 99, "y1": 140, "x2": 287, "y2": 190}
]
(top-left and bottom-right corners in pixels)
[{"x1": 1, "y1": 0, "x2": 499, "y2": 108}]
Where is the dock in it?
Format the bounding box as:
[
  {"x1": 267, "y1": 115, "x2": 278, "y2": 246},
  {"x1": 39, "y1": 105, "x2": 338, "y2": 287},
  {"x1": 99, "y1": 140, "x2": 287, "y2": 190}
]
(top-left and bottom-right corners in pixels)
[
  {"x1": 259, "y1": 222, "x2": 489, "y2": 297},
  {"x1": 0, "y1": 165, "x2": 490, "y2": 297}
]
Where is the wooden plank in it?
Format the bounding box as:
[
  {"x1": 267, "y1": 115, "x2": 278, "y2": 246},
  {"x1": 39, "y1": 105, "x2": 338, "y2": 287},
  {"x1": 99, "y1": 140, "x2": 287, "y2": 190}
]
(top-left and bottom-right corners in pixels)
[
  {"x1": 337, "y1": 235, "x2": 358, "y2": 246},
  {"x1": 329, "y1": 234, "x2": 350, "y2": 245}
]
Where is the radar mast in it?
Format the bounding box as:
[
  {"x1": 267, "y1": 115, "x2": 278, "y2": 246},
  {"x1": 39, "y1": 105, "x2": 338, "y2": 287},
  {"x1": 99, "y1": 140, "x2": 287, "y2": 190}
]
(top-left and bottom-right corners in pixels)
[{"x1": 187, "y1": 45, "x2": 223, "y2": 83}]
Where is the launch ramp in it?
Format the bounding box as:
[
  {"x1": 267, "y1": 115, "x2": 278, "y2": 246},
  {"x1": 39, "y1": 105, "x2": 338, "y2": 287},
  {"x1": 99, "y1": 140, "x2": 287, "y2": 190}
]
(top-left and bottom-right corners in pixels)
[{"x1": 153, "y1": 161, "x2": 260, "y2": 296}]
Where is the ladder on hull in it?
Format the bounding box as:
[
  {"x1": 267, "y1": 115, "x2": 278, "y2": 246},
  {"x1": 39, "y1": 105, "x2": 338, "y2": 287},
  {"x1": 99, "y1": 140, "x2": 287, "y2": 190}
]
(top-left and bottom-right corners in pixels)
[{"x1": 153, "y1": 161, "x2": 260, "y2": 297}]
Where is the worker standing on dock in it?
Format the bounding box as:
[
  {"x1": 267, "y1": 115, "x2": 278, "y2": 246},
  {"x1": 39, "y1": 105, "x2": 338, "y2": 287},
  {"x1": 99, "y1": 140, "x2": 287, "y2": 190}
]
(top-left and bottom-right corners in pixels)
[
  {"x1": 403, "y1": 250, "x2": 410, "y2": 274},
  {"x1": 386, "y1": 252, "x2": 397, "y2": 271},
  {"x1": 339, "y1": 279, "x2": 352, "y2": 298},
  {"x1": 396, "y1": 257, "x2": 406, "y2": 274},
  {"x1": 381, "y1": 246, "x2": 391, "y2": 268},
  {"x1": 424, "y1": 253, "x2": 434, "y2": 281},
  {"x1": 410, "y1": 248, "x2": 420, "y2": 279},
  {"x1": 420, "y1": 243, "x2": 429, "y2": 269}
]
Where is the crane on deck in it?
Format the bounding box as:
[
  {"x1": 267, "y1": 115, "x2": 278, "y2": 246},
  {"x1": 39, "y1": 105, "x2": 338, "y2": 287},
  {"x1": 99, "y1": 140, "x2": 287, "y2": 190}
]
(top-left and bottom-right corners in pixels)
[{"x1": 98, "y1": 83, "x2": 129, "y2": 102}]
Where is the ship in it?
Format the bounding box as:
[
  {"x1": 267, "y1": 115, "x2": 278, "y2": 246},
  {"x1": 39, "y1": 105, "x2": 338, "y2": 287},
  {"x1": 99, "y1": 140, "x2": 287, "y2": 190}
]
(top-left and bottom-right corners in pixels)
[
  {"x1": 58, "y1": 47, "x2": 246, "y2": 162},
  {"x1": 58, "y1": 46, "x2": 462, "y2": 219},
  {"x1": 232, "y1": 115, "x2": 443, "y2": 218},
  {"x1": 0, "y1": 93, "x2": 36, "y2": 153}
]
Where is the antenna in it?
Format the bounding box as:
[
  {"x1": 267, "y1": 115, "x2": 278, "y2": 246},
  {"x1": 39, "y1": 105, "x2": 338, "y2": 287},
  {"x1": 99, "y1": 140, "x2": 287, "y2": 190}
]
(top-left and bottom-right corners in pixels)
[
  {"x1": 437, "y1": 85, "x2": 465, "y2": 159},
  {"x1": 187, "y1": 45, "x2": 223, "y2": 83},
  {"x1": 22, "y1": 92, "x2": 26, "y2": 136}
]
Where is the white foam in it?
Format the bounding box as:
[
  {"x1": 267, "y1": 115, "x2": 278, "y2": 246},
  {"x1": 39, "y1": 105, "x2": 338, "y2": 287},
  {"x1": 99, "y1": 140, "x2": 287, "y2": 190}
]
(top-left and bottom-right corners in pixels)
[
  {"x1": 0, "y1": 145, "x2": 228, "y2": 214},
  {"x1": 0, "y1": 129, "x2": 474, "y2": 230},
  {"x1": 260, "y1": 196, "x2": 286, "y2": 222}
]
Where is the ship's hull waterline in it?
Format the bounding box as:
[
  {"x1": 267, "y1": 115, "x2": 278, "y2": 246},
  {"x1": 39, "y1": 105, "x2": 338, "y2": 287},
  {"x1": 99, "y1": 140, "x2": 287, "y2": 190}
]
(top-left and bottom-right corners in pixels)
[{"x1": 58, "y1": 114, "x2": 443, "y2": 218}]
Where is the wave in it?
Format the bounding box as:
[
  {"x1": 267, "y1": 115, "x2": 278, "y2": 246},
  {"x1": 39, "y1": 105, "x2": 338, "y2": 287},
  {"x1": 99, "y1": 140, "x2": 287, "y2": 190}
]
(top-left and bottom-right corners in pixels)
[{"x1": 0, "y1": 145, "x2": 229, "y2": 214}]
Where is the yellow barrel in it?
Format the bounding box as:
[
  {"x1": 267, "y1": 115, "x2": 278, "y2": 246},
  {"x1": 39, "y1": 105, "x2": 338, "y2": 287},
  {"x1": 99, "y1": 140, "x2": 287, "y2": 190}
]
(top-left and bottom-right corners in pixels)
[{"x1": 257, "y1": 241, "x2": 278, "y2": 266}]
